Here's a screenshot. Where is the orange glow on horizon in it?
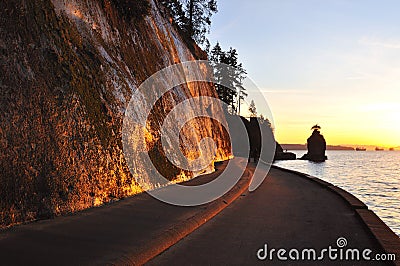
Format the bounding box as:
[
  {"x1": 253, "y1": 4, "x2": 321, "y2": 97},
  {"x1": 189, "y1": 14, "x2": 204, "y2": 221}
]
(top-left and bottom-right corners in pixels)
[
  {"x1": 262, "y1": 90, "x2": 400, "y2": 149},
  {"x1": 274, "y1": 123, "x2": 399, "y2": 148}
]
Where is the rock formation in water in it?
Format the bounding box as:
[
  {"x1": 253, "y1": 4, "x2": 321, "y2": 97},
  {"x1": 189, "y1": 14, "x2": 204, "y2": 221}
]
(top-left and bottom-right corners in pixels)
[
  {"x1": 274, "y1": 142, "x2": 296, "y2": 160},
  {"x1": 0, "y1": 0, "x2": 231, "y2": 228},
  {"x1": 301, "y1": 125, "x2": 327, "y2": 162}
]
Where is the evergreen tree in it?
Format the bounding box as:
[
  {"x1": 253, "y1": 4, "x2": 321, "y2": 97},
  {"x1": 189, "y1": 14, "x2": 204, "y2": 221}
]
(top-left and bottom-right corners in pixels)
[
  {"x1": 183, "y1": 0, "x2": 217, "y2": 45},
  {"x1": 160, "y1": 0, "x2": 186, "y2": 25},
  {"x1": 209, "y1": 43, "x2": 247, "y2": 114},
  {"x1": 161, "y1": 0, "x2": 217, "y2": 46},
  {"x1": 249, "y1": 100, "x2": 257, "y2": 117},
  {"x1": 259, "y1": 114, "x2": 273, "y2": 132}
]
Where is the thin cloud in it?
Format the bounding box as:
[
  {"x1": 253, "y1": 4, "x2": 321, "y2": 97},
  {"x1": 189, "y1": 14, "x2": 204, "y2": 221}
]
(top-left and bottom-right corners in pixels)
[
  {"x1": 259, "y1": 89, "x2": 313, "y2": 95},
  {"x1": 345, "y1": 72, "x2": 369, "y2": 80},
  {"x1": 359, "y1": 37, "x2": 400, "y2": 49},
  {"x1": 346, "y1": 76, "x2": 366, "y2": 80}
]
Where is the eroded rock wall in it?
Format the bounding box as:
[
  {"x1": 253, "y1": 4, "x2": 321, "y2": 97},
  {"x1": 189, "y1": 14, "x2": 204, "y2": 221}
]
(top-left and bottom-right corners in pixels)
[{"x1": 0, "y1": 0, "x2": 231, "y2": 227}]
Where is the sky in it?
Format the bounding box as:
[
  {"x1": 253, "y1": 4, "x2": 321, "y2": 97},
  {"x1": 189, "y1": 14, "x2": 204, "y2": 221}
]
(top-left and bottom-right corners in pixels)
[{"x1": 207, "y1": 0, "x2": 400, "y2": 147}]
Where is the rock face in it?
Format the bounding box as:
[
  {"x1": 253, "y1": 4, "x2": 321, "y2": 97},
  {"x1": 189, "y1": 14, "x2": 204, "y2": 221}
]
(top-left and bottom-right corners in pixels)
[
  {"x1": 301, "y1": 129, "x2": 327, "y2": 162},
  {"x1": 247, "y1": 117, "x2": 261, "y2": 161},
  {"x1": 227, "y1": 116, "x2": 276, "y2": 163},
  {"x1": 274, "y1": 142, "x2": 296, "y2": 161},
  {"x1": 0, "y1": 0, "x2": 231, "y2": 228}
]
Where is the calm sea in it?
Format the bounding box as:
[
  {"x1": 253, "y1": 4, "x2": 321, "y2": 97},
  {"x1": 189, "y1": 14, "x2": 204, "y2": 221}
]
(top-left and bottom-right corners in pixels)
[{"x1": 273, "y1": 150, "x2": 400, "y2": 236}]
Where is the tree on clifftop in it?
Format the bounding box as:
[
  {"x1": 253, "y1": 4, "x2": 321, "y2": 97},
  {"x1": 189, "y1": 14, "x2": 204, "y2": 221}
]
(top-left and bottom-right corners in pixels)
[
  {"x1": 249, "y1": 100, "x2": 257, "y2": 117},
  {"x1": 184, "y1": 0, "x2": 217, "y2": 45},
  {"x1": 210, "y1": 42, "x2": 247, "y2": 114},
  {"x1": 160, "y1": 0, "x2": 186, "y2": 24},
  {"x1": 161, "y1": 0, "x2": 217, "y2": 46}
]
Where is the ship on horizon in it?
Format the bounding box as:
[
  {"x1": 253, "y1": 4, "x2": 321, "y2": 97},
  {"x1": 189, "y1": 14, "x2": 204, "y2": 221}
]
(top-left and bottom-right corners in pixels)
[
  {"x1": 356, "y1": 147, "x2": 366, "y2": 151},
  {"x1": 375, "y1": 147, "x2": 384, "y2": 151}
]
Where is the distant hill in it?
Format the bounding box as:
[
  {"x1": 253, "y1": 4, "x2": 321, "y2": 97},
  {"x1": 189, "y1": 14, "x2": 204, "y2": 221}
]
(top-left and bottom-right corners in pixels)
[
  {"x1": 281, "y1": 144, "x2": 354, "y2": 151},
  {"x1": 327, "y1": 145, "x2": 355, "y2": 151},
  {"x1": 345, "y1": 145, "x2": 397, "y2": 151},
  {"x1": 280, "y1": 144, "x2": 306, "y2": 150}
]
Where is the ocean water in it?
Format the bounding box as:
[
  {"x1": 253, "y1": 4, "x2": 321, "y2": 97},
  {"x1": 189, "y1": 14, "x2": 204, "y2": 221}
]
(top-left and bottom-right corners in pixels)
[{"x1": 273, "y1": 150, "x2": 400, "y2": 236}]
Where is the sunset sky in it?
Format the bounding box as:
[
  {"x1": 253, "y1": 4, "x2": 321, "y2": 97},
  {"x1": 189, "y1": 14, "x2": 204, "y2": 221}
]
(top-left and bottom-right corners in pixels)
[{"x1": 207, "y1": 0, "x2": 400, "y2": 147}]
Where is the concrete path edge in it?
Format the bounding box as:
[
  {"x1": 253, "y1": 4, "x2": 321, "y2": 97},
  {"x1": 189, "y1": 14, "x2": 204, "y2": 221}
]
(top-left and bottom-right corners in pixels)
[
  {"x1": 113, "y1": 168, "x2": 253, "y2": 265},
  {"x1": 271, "y1": 164, "x2": 400, "y2": 265}
]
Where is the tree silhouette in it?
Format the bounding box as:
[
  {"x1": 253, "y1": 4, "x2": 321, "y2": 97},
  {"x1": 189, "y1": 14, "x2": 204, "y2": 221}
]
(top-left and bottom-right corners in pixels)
[
  {"x1": 311, "y1": 124, "x2": 321, "y2": 131},
  {"x1": 209, "y1": 42, "x2": 247, "y2": 114},
  {"x1": 249, "y1": 100, "x2": 257, "y2": 117},
  {"x1": 160, "y1": 0, "x2": 217, "y2": 46},
  {"x1": 259, "y1": 114, "x2": 274, "y2": 132},
  {"x1": 160, "y1": 0, "x2": 186, "y2": 24}
]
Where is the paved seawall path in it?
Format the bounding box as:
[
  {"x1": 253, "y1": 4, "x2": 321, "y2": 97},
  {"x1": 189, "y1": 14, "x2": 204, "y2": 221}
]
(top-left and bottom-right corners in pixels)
[
  {"x1": 0, "y1": 158, "x2": 398, "y2": 265},
  {"x1": 150, "y1": 164, "x2": 400, "y2": 265},
  {"x1": 0, "y1": 159, "x2": 251, "y2": 265}
]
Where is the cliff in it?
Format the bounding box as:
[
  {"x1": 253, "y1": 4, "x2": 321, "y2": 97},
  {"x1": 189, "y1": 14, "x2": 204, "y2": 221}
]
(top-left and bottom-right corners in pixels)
[{"x1": 0, "y1": 0, "x2": 231, "y2": 228}]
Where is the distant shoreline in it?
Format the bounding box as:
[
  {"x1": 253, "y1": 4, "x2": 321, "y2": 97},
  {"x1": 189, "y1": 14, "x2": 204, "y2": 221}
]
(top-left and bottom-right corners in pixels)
[
  {"x1": 281, "y1": 144, "x2": 399, "y2": 151},
  {"x1": 281, "y1": 144, "x2": 354, "y2": 151}
]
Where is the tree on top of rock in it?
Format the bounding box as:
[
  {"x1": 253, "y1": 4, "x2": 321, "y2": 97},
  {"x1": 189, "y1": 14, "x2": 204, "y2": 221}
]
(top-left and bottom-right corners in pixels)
[
  {"x1": 249, "y1": 100, "x2": 257, "y2": 117},
  {"x1": 311, "y1": 124, "x2": 321, "y2": 131}
]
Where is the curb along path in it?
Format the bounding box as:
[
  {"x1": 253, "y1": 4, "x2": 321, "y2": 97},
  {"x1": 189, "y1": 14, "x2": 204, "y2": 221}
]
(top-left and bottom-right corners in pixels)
[
  {"x1": 148, "y1": 165, "x2": 397, "y2": 265},
  {"x1": 272, "y1": 165, "x2": 400, "y2": 265},
  {"x1": 0, "y1": 158, "x2": 252, "y2": 266},
  {"x1": 119, "y1": 165, "x2": 253, "y2": 265}
]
